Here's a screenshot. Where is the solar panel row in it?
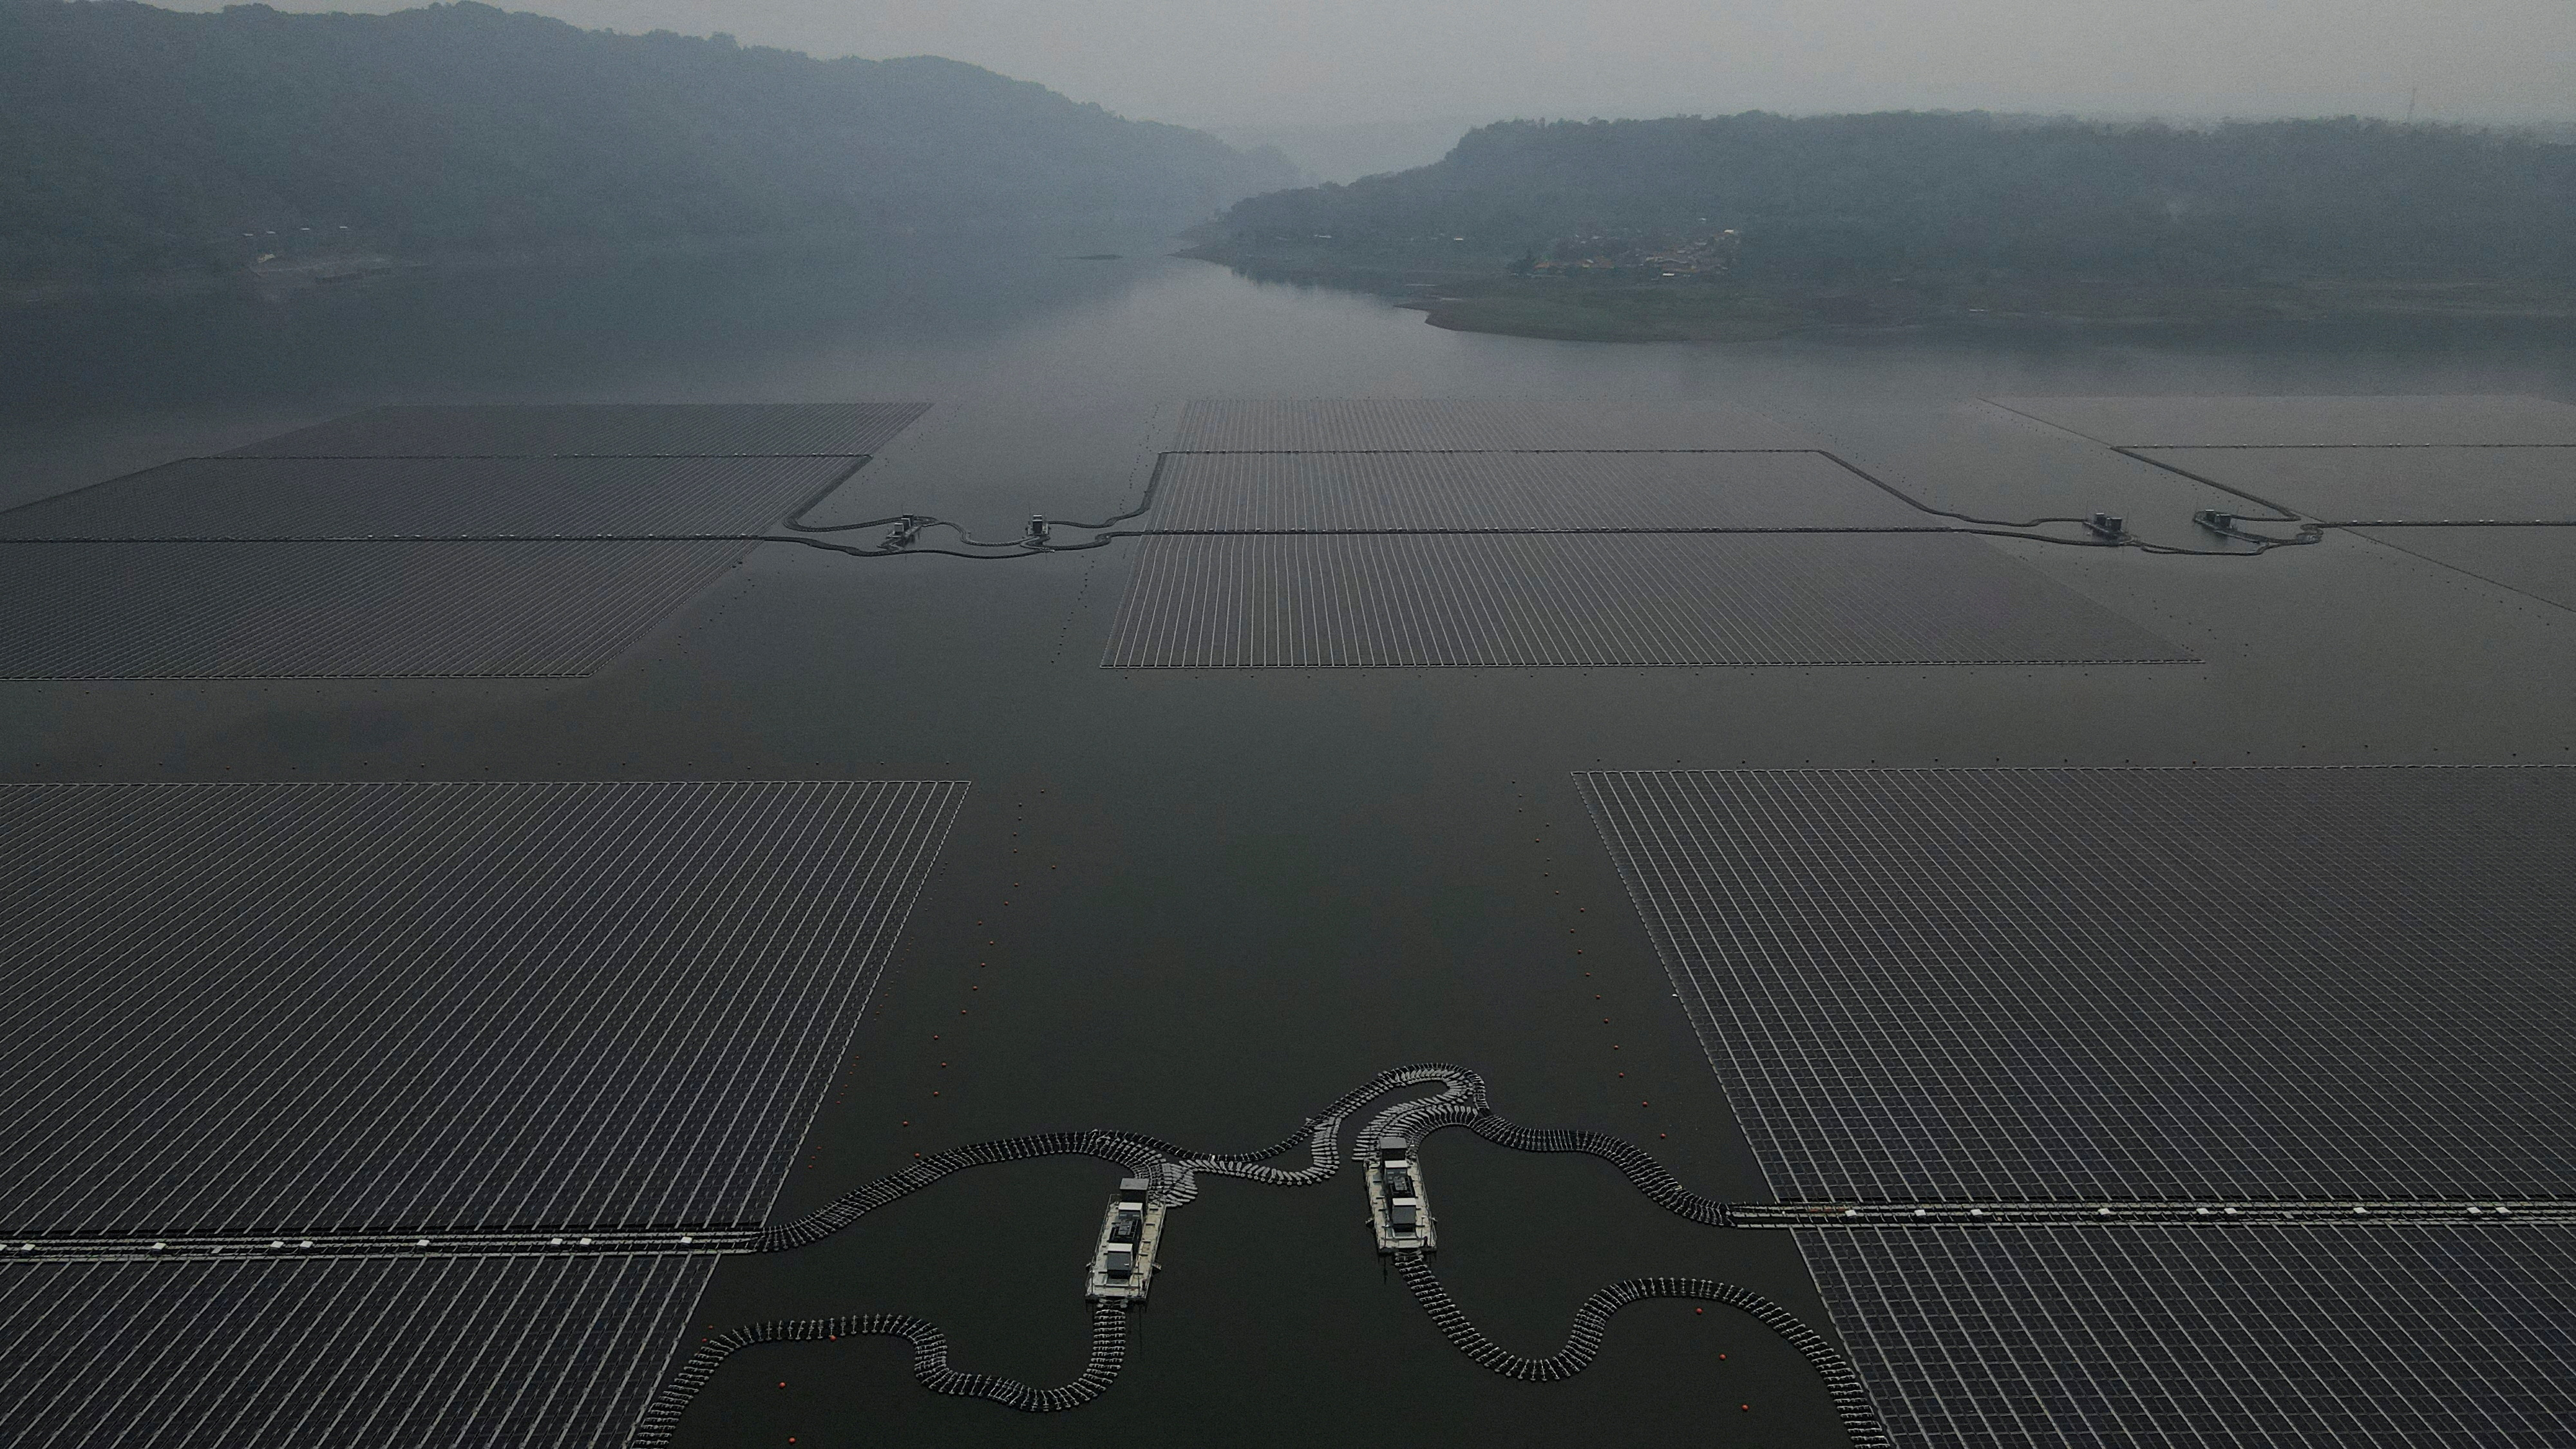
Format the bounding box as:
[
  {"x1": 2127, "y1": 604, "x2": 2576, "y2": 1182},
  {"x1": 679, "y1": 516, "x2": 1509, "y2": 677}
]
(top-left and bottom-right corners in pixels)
[
  {"x1": 0, "y1": 403, "x2": 933, "y2": 679},
  {"x1": 1170, "y1": 398, "x2": 1818, "y2": 451},
  {"x1": 1578, "y1": 763, "x2": 2576, "y2": 1443},
  {"x1": 223, "y1": 402, "x2": 932, "y2": 459},
  {"x1": 1989, "y1": 395, "x2": 2576, "y2": 448},
  {"x1": 2136, "y1": 446, "x2": 2576, "y2": 524},
  {"x1": 2353, "y1": 528, "x2": 2576, "y2": 614},
  {"x1": 0, "y1": 780, "x2": 966, "y2": 1235},
  {"x1": 0, "y1": 540, "x2": 748, "y2": 679},
  {"x1": 0, "y1": 456, "x2": 862, "y2": 541},
  {"x1": 1577, "y1": 767, "x2": 2576, "y2": 1202},
  {"x1": 1104, "y1": 535, "x2": 2188, "y2": 668},
  {"x1": 0, "y1": 1253, "x2": 709, "y2": 1449},
  {"x1": 1147, "y1": 450, "x2": 1922, "y2": 531},
  {"x1": 1804, "y1": 1223, "x2": 2576, "y2": 1447}
]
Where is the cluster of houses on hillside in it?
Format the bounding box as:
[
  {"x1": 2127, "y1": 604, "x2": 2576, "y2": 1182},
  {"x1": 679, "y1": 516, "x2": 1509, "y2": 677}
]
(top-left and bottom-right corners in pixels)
[{"x1": 1515, "y1": 229, "x2": 1741, "y2": 279}]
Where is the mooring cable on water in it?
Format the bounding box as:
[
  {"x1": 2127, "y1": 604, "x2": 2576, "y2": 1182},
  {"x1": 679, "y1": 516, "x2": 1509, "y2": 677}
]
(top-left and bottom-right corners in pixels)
[
  {"x1": 625, "y1": 1303, "x2": 1128, "y2": 1446},
  {"x1": 20, "y1": 437, "x2": 2327, "y2": 561},
  {"x1": 1388, "y1": 1253, "x2": 1890, "y2": 1447},
  {"x1": 632, "y1": 1064, "x2": 1885, "y2": 1447},
  {"x1": 755, "y1": 433, "x2": 2330, "y2": 560}
]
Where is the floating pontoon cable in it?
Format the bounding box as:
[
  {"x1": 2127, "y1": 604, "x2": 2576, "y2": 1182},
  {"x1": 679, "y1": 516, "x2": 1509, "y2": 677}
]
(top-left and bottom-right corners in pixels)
[
  {"x1": 626, "y1": 1302, "x2": 1127, "y2": 1447},
  {"x1": 620, "y1": 1065, "x2": 1890, "y2": 1445},
  {"x1": 1389, "y1": 1251, "x2": 1889, "y2": 1447}
]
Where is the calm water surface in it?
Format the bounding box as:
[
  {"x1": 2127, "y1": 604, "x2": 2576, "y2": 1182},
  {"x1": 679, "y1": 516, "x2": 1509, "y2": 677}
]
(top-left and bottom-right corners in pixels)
[{"x1": 6, "y1": 240, "x2": 2574, "y2": 1448}]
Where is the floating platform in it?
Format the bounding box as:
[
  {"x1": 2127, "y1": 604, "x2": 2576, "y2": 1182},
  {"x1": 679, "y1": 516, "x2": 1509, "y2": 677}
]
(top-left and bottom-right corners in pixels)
[
  {"x1": 1085, "y1": 1178, "x2": 1167, "y2": 1302},
  {"x1": 1367, "y1": 1136, "x2": 1435, "y2": 1253}
]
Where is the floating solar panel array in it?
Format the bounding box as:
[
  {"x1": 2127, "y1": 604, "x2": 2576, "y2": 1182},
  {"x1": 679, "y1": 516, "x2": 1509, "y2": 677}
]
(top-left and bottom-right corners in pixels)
[
  {"x1": 1112, "y1": 400, "x2": 2189, "y2": 668},
  {"x1": 0, "y1": 781, "x2": 965, "y2": 1235},
  {"x1": 1581, "y1": 765, "x2": 2576, "y2": 1447},
  {"x1": 2133, "y1": 447, "x2": 2576, "y2": 524},
  {"x1": 226, "y1": 401, "x2": 932, "y2": 458},
  {"x1": 1578, "y1": 766, "x2": 2576, "y2": 1202},
  {"x1": 0, "y1": 402, "x2": 927, "y2": 679},
  {"x1": 0, "y1": 540, "x2": 750, "y2": 679},
  {"x1": 1148, "y1": 451, "x2": 1924, "y2": 531},
  {"x1": 0, "y1": 1255, "x2": 710, "y2": 1449},
  {"x1": 1986, "y1": 393, "x2": 2576, "y2": 619},
  {"x1": 1106, "y1": 535, "x2": 2188, "y2": 668},
  {"x1": 0, "y1": 455, "x2": 864, "y2": 540},
  {"x1": 1988, "y1": 393, "x2": 2576, "y2": 448},
  {"x1": 1171, "y1": 398, "x2": 1817, "y2": 451},
  {"x1": 0, "y1": 779, "x2": 961, "y2": 1446},
  {"x1": 2353, "y1": 528, "x2": 2576, "y2": 614},
  {"x1": 1806, "y1": 1224, "x2": 2576, "y2": 1447}
]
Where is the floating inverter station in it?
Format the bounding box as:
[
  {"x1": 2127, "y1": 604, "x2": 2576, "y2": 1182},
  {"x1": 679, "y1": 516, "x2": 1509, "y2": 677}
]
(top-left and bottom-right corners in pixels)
[
  {"x1": 1368, "y1": 1135, "x2": 1436, "y2": 1253},
  {"x1": 1086, "y1": 1177, "x2": 1167, "y2": 1302}
]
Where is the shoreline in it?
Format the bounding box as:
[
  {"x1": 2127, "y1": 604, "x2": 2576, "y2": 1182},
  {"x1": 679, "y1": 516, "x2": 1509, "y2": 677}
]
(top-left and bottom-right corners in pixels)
[
  {"x1": 5, "y1": 222, "x2": 1191, "y2": 310},
  {"x1": 1180, "y1": 246, "x2": 2576, "y2": 344}
]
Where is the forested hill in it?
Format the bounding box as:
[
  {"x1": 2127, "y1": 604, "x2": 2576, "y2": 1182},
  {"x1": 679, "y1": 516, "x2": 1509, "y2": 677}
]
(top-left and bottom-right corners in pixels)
[
  {"x1": 0, "y1": 0, "x2": 1299, "y2": 284},
  {"x1": 1208, "y1": 113, "x2": 2576, "y2": 284}
]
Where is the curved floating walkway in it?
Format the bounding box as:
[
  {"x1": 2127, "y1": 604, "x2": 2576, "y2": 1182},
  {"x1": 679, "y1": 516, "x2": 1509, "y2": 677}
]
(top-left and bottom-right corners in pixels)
[
  {"x1": 629, "y1": 1301, "x2": 1127, "y2": 1447},
  {"x1": 1390, "y1": 1249, "x2": 1887, "y2": 1446},
  {"x1": 752, "y1": 1063, "x2": 1479, "y2": 1251},
  {"x1": 629, "y1": 1064, "x2": 1890, "y2": 1446}
]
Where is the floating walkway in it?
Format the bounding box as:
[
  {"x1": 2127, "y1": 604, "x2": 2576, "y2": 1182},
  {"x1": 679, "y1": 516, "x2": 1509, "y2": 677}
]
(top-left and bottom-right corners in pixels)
[
  {"x1": 616, "y1": 1063, "x2": 1886, "y2": 1446},
  {"x1": 22, "y1": 1055, "x2": 2535, "y2": 1448},
  {"x1": 1086, "y1": 1177, "x2": 1167, "y2": 1301},
  {"x1": 1367, "y1": 1134, "x2": 1436, "y2": 1252}
]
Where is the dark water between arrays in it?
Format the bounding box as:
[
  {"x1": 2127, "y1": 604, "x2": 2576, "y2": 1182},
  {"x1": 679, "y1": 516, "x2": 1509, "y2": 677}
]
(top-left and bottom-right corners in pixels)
[{"x1": 6, "y1": 236, "x2": 2575, "y2": 1447}]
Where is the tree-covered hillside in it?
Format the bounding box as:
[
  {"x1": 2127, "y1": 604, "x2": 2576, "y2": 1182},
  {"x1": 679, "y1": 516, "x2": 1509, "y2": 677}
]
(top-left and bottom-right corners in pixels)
[
  {"x1": 0, "y1": 0, "x2": 1298, "y2": 283},
  {"x1": 1209, "y1": 113, "x2": 2576, "y2": 285}
]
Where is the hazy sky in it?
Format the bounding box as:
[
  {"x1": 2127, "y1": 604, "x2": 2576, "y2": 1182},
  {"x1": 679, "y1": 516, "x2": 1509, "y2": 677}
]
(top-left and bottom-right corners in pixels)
[{"x1": 171, "y1": 0, "x2": 2576, "y2": 131}]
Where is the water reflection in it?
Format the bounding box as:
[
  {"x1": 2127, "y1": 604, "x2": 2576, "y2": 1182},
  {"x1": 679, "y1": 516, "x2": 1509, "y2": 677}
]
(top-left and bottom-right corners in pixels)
[{"x1": 5, "y1": 235, "x2": 2571, "y2": 507}]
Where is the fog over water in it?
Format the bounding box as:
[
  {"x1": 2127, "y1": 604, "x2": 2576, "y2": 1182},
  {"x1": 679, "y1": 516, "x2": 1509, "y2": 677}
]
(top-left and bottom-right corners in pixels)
[
  {"x1": 156, "y1": 0, "x2": 2576, "y2": 130},
  {"x1": 10, "y1": 238, "x2": 2575, "y2": 517},
  {"x1": 15, "y1": 133, "x2": 2576, "y2": 1433},
  {"x1": 11, "y1": 239, "x2": 2575, "y2": 1448},
  {"x1": 9, "y1": 0, "x2": 2576, "y2": 1441}
]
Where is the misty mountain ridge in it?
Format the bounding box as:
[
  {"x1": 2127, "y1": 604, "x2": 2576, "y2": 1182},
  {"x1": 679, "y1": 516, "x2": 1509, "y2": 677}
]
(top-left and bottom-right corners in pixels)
[
  {"x1": 0, "y1": 0, "x2": 1300, "y2": 285},
  {"x1": 1209, "y1": 111, "x2": 2576, "y2": 286}
]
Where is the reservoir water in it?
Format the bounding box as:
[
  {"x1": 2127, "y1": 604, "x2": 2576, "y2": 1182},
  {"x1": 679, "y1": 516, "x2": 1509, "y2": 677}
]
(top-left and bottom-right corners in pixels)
[{"x1": 6, "y1": 236, "x2": 2575, "y2": 1447}]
